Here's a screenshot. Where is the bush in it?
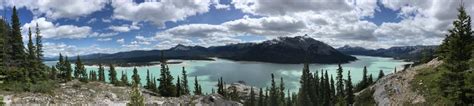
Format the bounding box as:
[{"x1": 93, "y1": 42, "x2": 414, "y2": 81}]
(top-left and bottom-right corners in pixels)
[
  {"x1": 0, "y1": 80, "x2": 57, "y2": 94},
  {"x1": 354, "y1": 88, "x2": 376, "y2": 106}
]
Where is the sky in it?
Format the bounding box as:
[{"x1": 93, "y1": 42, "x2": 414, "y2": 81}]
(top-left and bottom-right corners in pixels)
[{"x1": 0, "y1": 0, "x2": 473, "y2": 57}]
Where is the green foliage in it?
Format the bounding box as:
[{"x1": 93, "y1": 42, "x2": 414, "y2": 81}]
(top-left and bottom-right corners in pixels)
[
  {"x1": 346, "y1": 71, "x2": 354, "y2": 105},
  {"x1": 9, "y1": 6, "x2": 27, "y2": 67},
  {"x1": 98, "y1": 64, "x2": 105, "y2": 82},
  {"x1": 64, "y1": 56, "x2": 73, "y2": 81},
  {"x1": 217, "y1": 77, "x2": 226, "y2": 97},
  {"x1": 377, "y1": 70, "x2": 385, "y2": 81},
  {"x1": 157, "y1": 51, "x2": 176, "y2": 97},
  {"x1": 247, "y1": 87, "x2": 256, "y2": 106},
  {"x1": 193, "y1": 76, "x2": 202, "y2": 95},
  {"x1": 336, "y1": 64, "x2": 345, "y2": 100},
  {"x1": 269, "y1": 73, "x2": 278, "y2": 106},
  {"x1": 297, "y1": 63, "x2": 313, "y2": 106},
  {"x1": 0, "y1": 80, "x2": 56, "y2": 94},
  {"x1": 181, "y1": 67, "x2": 190, "y2": 95},
  {"x1": 109, "y1": 64, "x2": 118, "y2": 85},
  {"x1": 354, "y1": 88, "x2": 375, "y2": 105},
  {"x1": 436, "y1": 5, "x2": 473, "y2": 104},
  {"x1": 129, "y1": 84, "x2": 145, "y2": 106},
  {"x1": 411, "y1": 66, "x2": 454, "y2": 105},
  {"x1": 120, "y1": 71, "x2": 130, "y2": 86},
  {"x1": 132, "y1": 67, "x2": 140, "y2": 86},
  {"x1": 258, "y1": 88, "x2": 264, "y2": 106}
]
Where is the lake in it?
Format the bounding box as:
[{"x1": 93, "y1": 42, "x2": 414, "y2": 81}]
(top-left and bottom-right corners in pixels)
[{"x1": 43, "y1": 55, "x2": 411, "y2": 94}]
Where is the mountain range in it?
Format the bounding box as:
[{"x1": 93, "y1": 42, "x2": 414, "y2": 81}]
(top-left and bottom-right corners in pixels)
[
  {"x1": 337, "y1": 45, "x2": 438, "y2": 62},
  {"x1": 77, "y1": 36, "x2": 357, "y2": 64}
]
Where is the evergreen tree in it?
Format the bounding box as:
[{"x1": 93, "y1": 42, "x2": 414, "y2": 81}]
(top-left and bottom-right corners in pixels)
[
  {"x1": 64, "y1": 56, "x2": 73, "y2": 81},
  {"x1": 286, "y1": 90, "x2": 291, "y2": 106},
  {"x1": 194, "y1": 76, "x2": 202, "y2": 95},
  {"x1": 34, "y1": 23, "x2": 43, "y2": 62},
  {"x1": 181, "y1": 67, "x2": 190, "y2": 95},
  {"x1": 258, "y1": 88, "x2": 264, "y2": 106},
  {"x1": 336, "y1": 64, "x2": 345, "y2": 100},
  {"x1": 249, "y1": 87, "x2": 256, "y2": 106},
  {"x1": 279, "y1": 77, "x2": 285, "y2": 105},
  {"x1": 270, "y1": 73, "x2": 279, "y2": 106},
  {"x1": 157, "y1": 51, "x2": 176, "y2": 97},
  {"x1": 313, "y1": 71, "x2": 321, "y2": 104},
  {"x1": 0, "y1": 19, "x2": 8, "y2": 75},
  {"x1": 345, "y1": 71, "x2": 354, "y2": 105},
  {"x1": 121, "y1": 71, "x2": 129, "y2": 86},
  {"x1": 368, "y1": 74, "x2": 374, "y2": 84},
  {"x1": 145, "y1": 69, "x2": 151, "y2": 89},
  {"x1": 217, "y1": 77, "x2": 226, "y2": 96},
  {"x1": 297, "y1": 63, "x2": 313, "y2": 106},
  {"x1": 176, "y1": 76, "x2": 182, "y2": 97},
  {"x1": 27, "y1": 27, "x2": 39, "y2": 82},
  {"x1": 50, "y1": 66, "x2": 57, "y2": 80},
  {"x1": 129, "y1": 82, "x2": 145, "y2": 106},
  {"x1": 98, "y1": 64, "x2": 105, "y2": 82},
  {"x1": 91, "y1": 70, "x2": 97, "y2": 81},
  {"x1": 330, "y1": 75, "x2": 335, "y2": 104},
  {"x1": 378, "y1": 70, "x2": 385, "y2": 80},
  {"x1": 437, "y1": 5, "x2": 473, "y2": 104},
  {"x1": 132, "y1": 67, "x2": 140, "y2": 86},
  {"x1": 76, "y1": 56, "x2": 88, "y2": 82},
  {"x1": 9, "y1": 6, "x2": 26, "y2": 67},
  {"x1": 109, "y1": 64, "x2": 118, "y2": 85},
  {"x1": 56, "y1": 54, "x2": 65, "y2": 80}
]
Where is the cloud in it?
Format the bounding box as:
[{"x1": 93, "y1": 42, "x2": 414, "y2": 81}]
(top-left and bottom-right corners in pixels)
[
  {"x1": 111, "y1": 0, "x2": 212, "y2": 27},
  {"x1": 97, "y1": 38, "x2": 112, "y2": 41},
  {"x1": 2, "y1": 0, "x2": 108, "y2": 19},
  {"x1": 21, "y1": 18, "x2": 93, "y2": 39},
  {"x1": 43, "y1": 42, "x2": 119, "y2": 57},
  {"x1": 117, "y1": 38, "x2": 125, "y2": 44},
  {"x1": 107, "y1": 23, "x2": 140, "y2": 32}
]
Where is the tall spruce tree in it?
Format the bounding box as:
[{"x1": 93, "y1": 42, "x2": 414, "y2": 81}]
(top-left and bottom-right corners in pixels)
[
  {"x1": 336, "y1": 64, "x2": 345, "y2": 100},
  {"x1": 181, "y1": 67, "x2": 190, "y2": 95},
  {"x1": 249, "y1": 87, "x2": 256, "y2": 106},
  {"x1": 132, "y1": 67, "x2": 140, "y2": 86},
  {"x1": 129, "y1": 82, "x2": 145, "y2": 106},
  {"x1": 270, "y1": 73, "x2": 279, "y2": 106},
  {"x1": 157, "y1": 51, "x2": 176, "y2": 97},
  {"x1": 378, "y1": 70, "x2": 385, "y2": 80},
  {"x1": 109, "y1": 64, "x2": 118, "y2": 85},
  {"x1": 176, "y1": 76, "x2": 182, "y2": 96},
  {"x1": 298, "y1": 63, "x2": 313, "y2": 106},
  {"x1": 9, "y1": 6, "x2": 26, "y2": 67},
  {"x1": 217, "y1": 77, "x2": 226, "y2": 96},
  {"x1": 0, "y1": 19, "x2": 8, "y2": 75},
  {"x1": 437, "y1": 4, "x2": 473, "y2": 104},
  {"x1": 76, "y1": 56, "x2": 88, "y2": 82},
  {"x1": 50, "y1": 66, "x2": 57, "y2": 80},
  {"x1": 194, "y1": 76, "x2": 202, "y2": 95},
  {"x1": 368, "y1": 74, "x2": 373, "y2": 84},
  {"x1": 27, "y1": 27, "x2": 40, "y2": 82},
  {"x1": 279, "y1": 77, "x2": 285, "y2": 105},
  {"x1": 258, "y1": 88, "x2": 264, "y2": 106},
  {"x1": 346, "y1": 71, "x2": 354, "y2": 105},
  {"x1": 34, "y1": 23, "x2": 43, "y2": 62},
  {"x1": 121, "y1": 71, "x2": 129, "y2": 86},
  {"x1": 98, "y1": 64, "x2": 105, "y2": 82},
  {"x1": 146, "y1": 69, "x2": 151, "y2": 89},
  {"x1": 330, "y1": 75, "x2": 335, "y2": 104},
  {"x1": 64, "y1": 56, "x2": 73, "y2": 81}
]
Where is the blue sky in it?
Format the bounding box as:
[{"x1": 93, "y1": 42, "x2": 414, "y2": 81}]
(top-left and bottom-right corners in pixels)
[{"x1": 0, "y1": 0, "x2": 472, "y2": 57}]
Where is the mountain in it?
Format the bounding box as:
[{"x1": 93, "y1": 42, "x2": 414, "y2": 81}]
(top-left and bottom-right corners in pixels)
[
  {"x1": 337, "y1": 45, "x2": 437, "y2": 61},
  {"x1": 80, "y1": 36, "x2": 357, "y2": 64}
]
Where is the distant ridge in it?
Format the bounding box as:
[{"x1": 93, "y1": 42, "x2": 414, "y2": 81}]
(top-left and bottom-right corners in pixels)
[{"x1": 68, "y1": 36, "x2": 357, "y2": 64}]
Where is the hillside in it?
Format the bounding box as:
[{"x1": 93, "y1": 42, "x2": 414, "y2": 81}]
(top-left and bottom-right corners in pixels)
[
  {"x1": 337, "y1": 45, "x2": 437, "y2": 62},
  {"x1": 79, "y1": 36, "x2": 357, "y2": 64},
  {"x1": 355, "y1": 58, "x2": 443, "y2": 105}
]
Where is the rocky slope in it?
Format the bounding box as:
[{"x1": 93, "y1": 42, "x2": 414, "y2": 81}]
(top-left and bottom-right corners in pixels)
[
  {"x1": 356, "y1": 58, "x2": 442, "y2": 105},
  {"x1": 337, "y1": 45, "x2": 437, "y2": 61},
  {"x1": 0, "y1": 80, "x2": 240, "y2": 105}
]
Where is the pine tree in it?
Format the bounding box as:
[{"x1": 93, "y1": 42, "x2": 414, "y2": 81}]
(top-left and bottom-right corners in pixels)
[
  {"x1": 56, "y1": 54, "x2": 64, "y2": 80},
  {"x1": 34, "y1": 23, "x2": 43, "y2": 62},
  {"x1": 76, "y1": 56, "x2": 88, "y2": 82},
  {"x1": 217, "y1": 77, "x2": 225, "y2": 96},
  {"x1": 194, "y1": 76, "x2": 202, "y2": 95},
  {"x1": 368, "y1": 74, "x2": 373, "y2": 84},
  {"x1": 176, "y1": 76, "x2": 182, "y2": 97},
  {"x1": 50, "y1": 66, "x2": 57, "y2": 80},
  {"x1": 249, "y1": 87, "x2": 256, "y2": 106},
  {"x1": 345, "y1": 71, "x2": 354, "y2": 105},
  {"x1": 129, "y1": 82, "x2": 145, "y2": 106},
  {"x1": 336, "y1": 64, "x2": 345, "y2": 101},
  {"x1": 98, "y1": 64, "x2": 105, "y2": 82},
  {"x1": 437, "y1": 4, "x2": 473, "y2": 104},
  {"x1": 64, "y1": 56, "x2": 73, "y2": 81},
  {"x1": 92, "y1": 70, "x2": 98, "y2": 81},
  {"x1": 27, "y1": 27, "x2": 39, "y2": 82},
  {"x1": 109, "y1": 64, "x2": 118, "y2": 85},
  {"x1": 270, "y1": 73, "x2": 279, "y2": 106},
  {"x1": 181, "y1": 67, "x2": 190, "y2": 95},
  {"x1": 9, "y1": 6, "x2": 26, "y2": 67},
  {"x1": 121, "y1": 71, "x2": 129, "y2": 86},
  {"x1": 258, "y1": 88, "x2": 264, "y2": 106},
  {"x1": 279, "y1": 77, "x2": 285, "y2": 105},
  {"x1": 330, "y1": 75, "x2": 335, "y2": 104},
  {"x1": 297, "y1": 63, "x2": 313, "y2": 106},
  {"x1": 157, "y1": 51, "x2": 176, "y2": 97},
  {"x1": 378, "y1": 70, "x2": 385, "y2": 80},
  {"x1": 132, "y1": 67, "x2": 140, "y2": 86},
  {"x1": 313, "y1": 71, "x2": 320, "y2": 104},
  {"x1": 0, "y1": 19, "x2": 8, "y2": 75},
  {"x1": 356, "y1": 66, "x2": 369, "y2": 91},
  {"x1": 145, "y1": 69, "x2": 151, "y2": 89},
  {"x1": 286, "y1": 90, "x2": 291, "y2": 106}
]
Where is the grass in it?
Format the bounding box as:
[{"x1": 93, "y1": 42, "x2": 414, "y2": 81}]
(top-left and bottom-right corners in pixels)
[
  {"x1": 0, "y1": 95, "x2": 3, "y2": 105},
  {"x1": 0, "y1": 80, "x2": 58, "y2": 94},
  {"x1": 410, "y1": 66, "x2": 454, "y2": 105},
  {"x1": 354, "y1": 88, "x2": 376, "y2": 106}
]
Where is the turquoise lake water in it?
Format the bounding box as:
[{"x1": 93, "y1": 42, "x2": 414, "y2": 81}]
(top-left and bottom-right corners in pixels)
[{"x1": 43, "y1": 55, "x2": 411, "y2": 94}]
